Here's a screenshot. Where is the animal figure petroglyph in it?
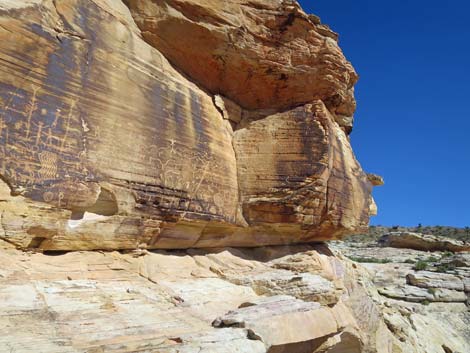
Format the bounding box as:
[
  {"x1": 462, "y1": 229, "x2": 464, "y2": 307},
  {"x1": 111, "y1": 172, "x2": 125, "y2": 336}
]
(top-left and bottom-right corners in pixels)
[{"x1": 143, "y1": 139, "x2": 236, "y2": 221}]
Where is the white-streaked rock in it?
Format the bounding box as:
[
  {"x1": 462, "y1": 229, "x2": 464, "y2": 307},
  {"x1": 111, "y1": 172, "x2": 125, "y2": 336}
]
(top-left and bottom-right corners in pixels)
[
  {"x1": 406, "y1": 271, "x2": 465, "y2": 291},
  {"x1": 379, "y1": 232, "x2": 470, "y2": 252},
  {"x1": 0, "y1": 245, "x2": 384, "y2": 353}
]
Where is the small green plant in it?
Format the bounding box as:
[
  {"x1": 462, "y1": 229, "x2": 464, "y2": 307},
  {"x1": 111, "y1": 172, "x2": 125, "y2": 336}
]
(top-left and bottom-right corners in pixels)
[
  {"x1": 441, "y1": 251, "x2": 453, "y2": 258},
  {"x1": 426, "y1": 256, "x2": 439, "y2": 262},
  {"x1": 348, "y1": 256, "x2": 392, "y2": 264},
  {"x1": 427, "y1": 288, "x2": 437, "y2": 295},
  {"x1": 413, "y1": 260, "x2": 428, "y2": 271},
  {"x1": 436, "y1": 263, "x2": 456, "y2": 273},
  {"x1": 422, "y1": 300, "x2": 431, "y2": 306}
]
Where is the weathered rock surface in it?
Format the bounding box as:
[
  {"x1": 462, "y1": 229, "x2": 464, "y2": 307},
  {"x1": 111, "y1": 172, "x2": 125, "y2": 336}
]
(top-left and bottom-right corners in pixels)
[
  {"x1": 0, "y1": 0, "x2": 377, "y2": 250},
  {"x1": 233, "y1": 101, "x2": 373, "y2": 241},
  {"x1": 213, "y1": 295, "x2": 358, "y2": 351},
  {"x1": 406, "y1": 271, "x2": 465, "y2": 291},
  {"x1": 2, "y1": 235, "x2": 468, "y2": 353},
  {"x1": 0, "y1": 243, "x2": 399, "y2": 353},
  {"x1": 331, "y1": 236, "x2": 470, "y2": 353},
  {"x1": 379, "y1": 232, "x2": 470, "y2": 252},
  {"x1": 124, "y1": 0, "x2": 358, "y2": 116},
  {"x1": 379, "y1": 285, "x2": 467, "y2": 303}
]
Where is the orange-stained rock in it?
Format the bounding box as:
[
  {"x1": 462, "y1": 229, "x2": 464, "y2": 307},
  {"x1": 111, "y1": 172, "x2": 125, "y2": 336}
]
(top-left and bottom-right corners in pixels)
[
  {"x1": 0, "y1": 0, "x2": 378, "y2": 250},
  {"x1": 233, "y1": 101, "x2": 373, "y2": 240},
  {"x1": 124, "y1": 0, "x2": 358, "y2": 117}
]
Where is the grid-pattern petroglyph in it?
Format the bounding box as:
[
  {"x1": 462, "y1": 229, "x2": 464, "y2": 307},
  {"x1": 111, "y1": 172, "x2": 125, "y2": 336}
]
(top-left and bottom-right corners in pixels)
[
  {"x1": 0, "y1": 83, "x2": 91, "y2": 200},
  {"x1": 38, "y1": 151, "x2": 58, "y2": 180}
]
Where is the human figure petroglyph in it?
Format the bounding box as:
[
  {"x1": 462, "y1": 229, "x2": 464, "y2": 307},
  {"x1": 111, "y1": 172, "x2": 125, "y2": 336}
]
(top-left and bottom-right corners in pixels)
[
  {"x1": 57, "y1": 191, "x2": 64, "y2": 208},
  {"x1": 52, "y1": 109, "x2": 61, "y2": 128},
  {"x1": 25, "y1": 85, "x2": 40, "y2": 140},
  {"x1": 45, "y1": 127, "x2": 57, "y2": 146},
  {"x1": 0, "y1": 118, "x2": 6, "y2": 141},
  {"x1": 134, "y1": 142, "x2": 237, "y2": 222},
  {"x1": 60, "y1": 99, "x2": 76, "y2": 150},
  {"x1": 142, "y1": 139, "x2": 229, "y2": 216},
  {"x1": 35, "y1": 121, "x2": 44, "y2": 146},
  {"x1": 0, "y1": 83, "x2": 90, "y2": 194}
]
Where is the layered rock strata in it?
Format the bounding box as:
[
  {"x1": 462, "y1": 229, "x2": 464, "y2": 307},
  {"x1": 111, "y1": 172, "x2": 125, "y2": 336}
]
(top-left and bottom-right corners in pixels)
[
  {"x1": 379, "y1": 232, "x2": 470, "y2": 252},
  {"x1": 333, "y1": 237, "x2": 470, "y2": 353},
  {"x1": 0, "y1": 242, "x2": 400, "y2": 353},
  {"x1": 1, "y1": 235, "x2": 469, "y2": 353},
  {"x1": 0, "y1": 0, "x2": 377, "y2": 250}
]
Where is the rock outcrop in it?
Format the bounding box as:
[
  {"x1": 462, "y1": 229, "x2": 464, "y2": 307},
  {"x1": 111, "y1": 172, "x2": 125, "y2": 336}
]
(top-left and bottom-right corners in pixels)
[
  {"x1": 1, "y1": 234, "x2": 469, "y2": 353},
  {"x1": 1, "y1": 1, "x2": 467, "y2": 352},
  {"x1": 123, "y1": 0, "x2": 358, "y2": 115},
  {"x1": 0, "y1": 0, "x2": 378, "y2": 250},
  {"x1": 379, "y1": 232, "x2": 470, "y2": 252},
  {"x1": 332, "y1": 236, "x2": 470, "y2": 353},
  {"x1": 0, "y1": 242, "x2": 399, "y2": 353}
]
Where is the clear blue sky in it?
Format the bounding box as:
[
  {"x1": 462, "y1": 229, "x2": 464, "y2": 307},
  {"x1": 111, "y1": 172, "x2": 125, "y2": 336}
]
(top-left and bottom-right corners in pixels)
[{"x1": 299, "y1": 0, "x2": 470, "y2": 227}]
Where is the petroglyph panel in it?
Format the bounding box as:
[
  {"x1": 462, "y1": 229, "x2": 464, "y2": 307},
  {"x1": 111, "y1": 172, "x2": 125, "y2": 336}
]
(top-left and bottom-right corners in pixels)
[
  {"x1": 0, "y1": 0, "x2": 240, "y2": 249},
  {"x1": 234, "y1": 102, "x2": 373, "y2": 238},
  {"x1": 0, "y1": 0, "x2": 376, "y2": 250}
]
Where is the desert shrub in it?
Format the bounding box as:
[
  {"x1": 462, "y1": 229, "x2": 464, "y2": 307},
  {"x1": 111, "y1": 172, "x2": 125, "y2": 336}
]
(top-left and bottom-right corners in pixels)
[
  {"x1": 413, "y1": 260, "x2": 428, "y2": 271},
  {"x1": 436, "y1": 263, "x2": 456, "y2": 273},
  {"x1": 441, "y1": 251, "x2": 453, "y2": 258}
]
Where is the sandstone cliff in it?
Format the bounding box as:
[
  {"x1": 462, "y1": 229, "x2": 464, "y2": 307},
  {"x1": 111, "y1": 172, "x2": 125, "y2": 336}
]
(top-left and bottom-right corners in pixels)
[
  {"x1": 0, "y1": 0, "x2": 378, "y2": 251},
  {"x1": 2, "y1": 2, "x2": 468, "y2": 353}
]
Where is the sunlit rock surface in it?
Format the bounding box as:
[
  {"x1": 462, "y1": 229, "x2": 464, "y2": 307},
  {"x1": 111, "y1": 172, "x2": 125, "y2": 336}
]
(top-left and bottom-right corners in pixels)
[
  {"x1": 332, "y1": 236, "x2": 470, "y2": 353},
  {"x1": 0, "y1": 0, "x2": 377, "y2": 250},
  {"x1": 124, "y1": 0, "x2": 357, "y2": 114},
  {"x1": 0, "y1": 242, "x2": 399, "y2": 353},
  {"x1": 379, "y1": 232, "x2": 470, "y2": 252}
]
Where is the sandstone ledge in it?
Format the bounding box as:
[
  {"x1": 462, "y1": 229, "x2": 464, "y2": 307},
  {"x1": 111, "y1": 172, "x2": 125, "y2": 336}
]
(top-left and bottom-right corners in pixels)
[
  {"x1": 379, "y1": 232, "x2": 470, "y2": 252},
  {"x1": 0, "y1": 244, "x2": 397, "y2": 353}
]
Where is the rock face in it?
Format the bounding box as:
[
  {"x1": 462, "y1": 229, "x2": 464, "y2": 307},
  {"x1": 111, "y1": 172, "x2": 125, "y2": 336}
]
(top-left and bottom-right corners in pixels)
[
  {"x1": 124, "y1": 0, "x2": 358, "y2": 115},
  {"x1": 0, "y1": 242, "x2": 399, "y2": 353},
  {"x1": 0, "y1": 0, "x2": 377, "y2": 250},
  {"x1": 1, "y1": 236, "x2": 469, "y2": 353},
  {"x1": 379, "y1": 232, "x2": 470, "y2": 252},
  {"x1": 332, "y1": 237, "x2": 470, "y2": 353}
]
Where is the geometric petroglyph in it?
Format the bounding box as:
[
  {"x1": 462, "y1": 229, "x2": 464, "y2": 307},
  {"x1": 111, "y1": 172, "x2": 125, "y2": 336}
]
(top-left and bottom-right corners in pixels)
[
  {"x1": 42, "y1": 191, "x2": 54, "y2": 203},
  {"x1": 38, "y1": 151, "x2": 58, "y2": 180}
]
